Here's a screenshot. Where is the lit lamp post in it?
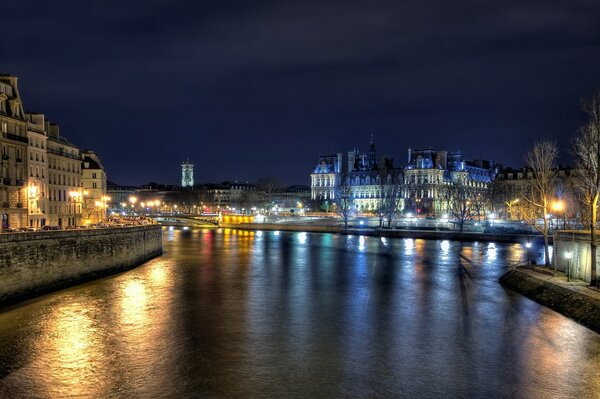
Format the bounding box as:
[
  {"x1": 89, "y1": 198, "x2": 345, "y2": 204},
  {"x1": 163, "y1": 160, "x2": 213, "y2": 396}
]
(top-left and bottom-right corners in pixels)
[
  {"x1": 102, "y1": 196, "x2": 111, "y2": 221},
  {"x1": 69, "y1": 190, "x2": 80, "y2": 227},
  {"x1": 129, "y1": 196, "x2": 137, "y2": 215},
  {"x1": 551, "y1": 200, "x2": 565, "y2": 230}
]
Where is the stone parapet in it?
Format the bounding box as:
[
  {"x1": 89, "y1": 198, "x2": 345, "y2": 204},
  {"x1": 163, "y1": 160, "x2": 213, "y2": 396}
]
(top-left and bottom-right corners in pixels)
[{"x1": 0, "y1": 225, "x2": 163, "y2": 306}]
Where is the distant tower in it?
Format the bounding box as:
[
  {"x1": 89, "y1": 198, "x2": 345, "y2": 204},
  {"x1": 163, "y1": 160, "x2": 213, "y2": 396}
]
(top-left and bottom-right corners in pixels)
[
  {"x1": 181, "y1": 159, "x2": 194, "y2": 187},
  {"x1": 368, "y1": 134, "x2": 376, "y2": 169}
]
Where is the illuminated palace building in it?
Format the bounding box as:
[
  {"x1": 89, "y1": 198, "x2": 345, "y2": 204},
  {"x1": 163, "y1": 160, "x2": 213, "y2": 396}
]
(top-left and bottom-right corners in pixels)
[
  {"x1": 310, "y1": 138, "x2": 495, "y2": 214},
  {"x1": 0, "y1": 74, "x2": 107, "y2": 230}
]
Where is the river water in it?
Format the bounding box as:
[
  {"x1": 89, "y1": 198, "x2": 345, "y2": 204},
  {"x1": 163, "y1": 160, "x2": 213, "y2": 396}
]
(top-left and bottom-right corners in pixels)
[{"x1": 1, "y1": 228, "x2": 599, "y2": 398}]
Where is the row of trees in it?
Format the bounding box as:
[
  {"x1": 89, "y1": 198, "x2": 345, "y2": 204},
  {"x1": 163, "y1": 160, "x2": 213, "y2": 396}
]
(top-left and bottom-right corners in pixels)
[
  {"x1": 517, "y1": 91, "x2": 600, "y2": 285},
  {"x1": 332, "y1": 167, "x2": 491, "y2": 231}
]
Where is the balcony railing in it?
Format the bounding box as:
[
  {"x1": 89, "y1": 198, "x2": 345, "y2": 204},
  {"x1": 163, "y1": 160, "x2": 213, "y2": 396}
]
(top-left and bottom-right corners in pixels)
[
  {"x1": 47, "y1": 147, "x2": 80, "y2": 160},
  {"x1": 2, "y1": 132, "x2": 29, "y2": 144}
]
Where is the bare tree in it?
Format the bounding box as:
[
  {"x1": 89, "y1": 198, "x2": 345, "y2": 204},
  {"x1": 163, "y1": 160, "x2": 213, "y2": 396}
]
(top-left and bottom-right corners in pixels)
[
  {"x1": 521, "y1": 141, "x2": 558, "y2": 268},
  {"x1": 334, "y1": 173, "x2": 353, "y2": 229},
  {"x1": 441, "y1": 180, "x2": 474, "y2": 232},
  {"x1": 379, "y1": 173, "x2": 403, "y2": 228},
  {"x1": 256, "y1": 176, "x2": 283, "y2": 211},
  {"x1": 572, "y1": 91, "x2": 600, "y2": 286}
]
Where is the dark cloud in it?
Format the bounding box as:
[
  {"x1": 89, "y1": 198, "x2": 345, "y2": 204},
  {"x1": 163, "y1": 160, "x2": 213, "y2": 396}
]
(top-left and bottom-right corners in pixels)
[{"x1": 3, "y1": 0, "x2": 600, "y2": 184}]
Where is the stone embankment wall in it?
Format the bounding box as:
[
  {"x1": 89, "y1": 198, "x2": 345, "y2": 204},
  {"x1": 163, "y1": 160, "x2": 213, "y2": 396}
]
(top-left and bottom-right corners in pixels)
[
  {"x1": 219, "y1": 222, "x2": 540, "y2": 244},
  {"x1": 0, "y1": 225, "x2": 163, "y2": 306},
  {"x1": 219, "y1": 223, "x2": 342, "y2": 233},
  {"x1": 500, "y1": 268, "x2": 600, "y2": 333}
]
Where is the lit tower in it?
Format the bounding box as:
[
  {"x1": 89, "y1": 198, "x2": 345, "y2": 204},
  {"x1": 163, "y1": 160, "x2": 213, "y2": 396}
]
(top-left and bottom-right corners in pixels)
[{"x1": 181, "y1": 159, "x2": 194, "y2": 187}]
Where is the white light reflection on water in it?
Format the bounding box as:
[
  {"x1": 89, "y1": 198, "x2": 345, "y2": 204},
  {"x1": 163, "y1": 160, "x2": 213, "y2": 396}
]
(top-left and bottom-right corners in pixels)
[
  {"x1": 298, "y1": 232, "x2": 308, "y2": 245},
  {"x1": 487, "y1": 242, "x2": 497, "y2": 262},
  {"x1": 404, "y1": 238, "x2": 415, "y2": 256},
  {"x1": 440, "y1": 240, "x2": 450, "y2": 260},
  {"x1": 358, "y1": 236, "x2": 366, "y2": 251}
]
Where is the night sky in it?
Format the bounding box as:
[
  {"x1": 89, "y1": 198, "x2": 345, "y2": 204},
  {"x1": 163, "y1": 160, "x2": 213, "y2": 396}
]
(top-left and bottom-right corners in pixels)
[{"x1": 3, "y1": 1, "x2": 600, "y2": 186}]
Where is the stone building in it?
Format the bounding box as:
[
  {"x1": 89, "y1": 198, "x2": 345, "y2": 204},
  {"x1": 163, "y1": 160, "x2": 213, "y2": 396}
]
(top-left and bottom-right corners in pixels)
[
  {"x1": 310, "y1": 138, "x2": 404, "y2": 212},
  {"x1": 81, "y1": 150, "x2": 108, "y2": 223},
  {"x1": 0, "y1": 74, "x2": 104, "y2": 230},
  {"x1": 310, "y1": 139, "x2": 496, "y2": 215},
  {"x1": 25, "y1": 112, "x2": 49, "y2": 228},
  {"x1": 46, "y1": 122, "x2": 82, "y2": 227},
  {"x1": 404, "y1": 148, "x2": 495, "y2": 216},
  {"x1": 310, "y1": 153, "x2": 342, "y2": 201},
  {"x1": 0, "y1": 75, "x2": 28, "y2": 230},
  {"x1": 492, "y1": 166, "x2": 575, "y2": 220}
]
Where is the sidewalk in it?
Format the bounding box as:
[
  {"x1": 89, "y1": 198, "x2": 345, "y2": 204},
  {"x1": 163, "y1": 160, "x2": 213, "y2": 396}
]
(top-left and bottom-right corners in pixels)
[{"x1": 500, "y1": 266, "x2": 600, "y2": 334}]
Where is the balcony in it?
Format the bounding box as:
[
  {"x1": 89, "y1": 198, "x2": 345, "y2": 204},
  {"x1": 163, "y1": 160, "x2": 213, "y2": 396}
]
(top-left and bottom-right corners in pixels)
[
  {"x1": 47, "y1": 147, "x2": 80, "y2": 160},
  {"x1": 2, "y1": 132, "x2": 29, "y2": 144}
]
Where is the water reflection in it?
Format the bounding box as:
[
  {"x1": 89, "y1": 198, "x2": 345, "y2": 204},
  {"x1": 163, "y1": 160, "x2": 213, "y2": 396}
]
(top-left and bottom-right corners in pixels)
[{"x1": 0, "y1": 230, "x2": 599, "y2": 398}]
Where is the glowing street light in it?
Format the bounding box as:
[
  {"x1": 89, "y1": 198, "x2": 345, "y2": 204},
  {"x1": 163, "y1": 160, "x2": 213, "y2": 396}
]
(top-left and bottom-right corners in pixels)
[
  {"x1": 551, "y1": 199, "x2": 566, "y2": 229},
  {"x1": 69, "y1": 190, "x2": 80, "y2": 227},
  {"x1": 551, "y1": 200, "x2": 565, "y2": 212}
]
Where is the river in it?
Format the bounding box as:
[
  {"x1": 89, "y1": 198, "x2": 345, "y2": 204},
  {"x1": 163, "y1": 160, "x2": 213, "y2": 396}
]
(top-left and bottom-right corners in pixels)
[{"x1": 1, "y1": 228, "x2": 599, "y2": 398}]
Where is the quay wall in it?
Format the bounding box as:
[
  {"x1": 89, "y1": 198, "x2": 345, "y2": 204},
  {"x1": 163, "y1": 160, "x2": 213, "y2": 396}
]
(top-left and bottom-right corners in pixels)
[
  {"x1": 219, "y1": 223, "x2": 342, "y2": 233},
  {"x1": 0, "y1": 225, "x2": 163, "y2": 306},
  {"x1": 219, "y1": 222, "x2": 540, "y2": 244},
  {"x1": 500, "y1": 268, "x2": 600, "y2": 333}
]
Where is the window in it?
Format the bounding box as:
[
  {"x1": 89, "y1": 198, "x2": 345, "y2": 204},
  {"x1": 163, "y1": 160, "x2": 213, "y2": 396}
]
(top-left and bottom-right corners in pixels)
[
  {"x1": 92, "y1": 182, "x2": 97, "y2": 189},
  {"x1": 92, "y1": 172, "x2": 97, "y2": 179},
  {"x1": 1, "y1": 122, "x2": 6, "y2": 133}
]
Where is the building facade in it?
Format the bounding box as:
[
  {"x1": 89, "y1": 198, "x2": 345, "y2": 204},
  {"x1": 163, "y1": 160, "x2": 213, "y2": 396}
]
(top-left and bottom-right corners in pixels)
[
  {"x1": 25, "y1": 113, "x2": 48, "y2": 228},
  {"x1": 0, "y1": 75, "x2": 28, "y2": 230},
  {"x1": 403, "y1": 148, "x2": 495, "y2": 216},
  {"x1": 81, "y1": 150, "x2": 108, "y2": 223},
  {"x1": 0, "y1": 74, "x2": 105, "y2": 231},
  {"x1": 46, "y1": 122, "x2": 82, "y2": 227},
  {"x1": 310, "y1": 139, "x2": 496, "y2": 216}
]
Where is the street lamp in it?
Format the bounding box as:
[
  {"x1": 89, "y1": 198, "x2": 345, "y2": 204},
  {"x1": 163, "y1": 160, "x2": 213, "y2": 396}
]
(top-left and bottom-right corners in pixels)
[
  {"x1": 129, "y1": 196, "x2": 137, "y2": 214},
  {"x1": 101, "y1": 195, "x2": 111, "y2": 221},
  {"x1": 551, "y1": 199, "x2": 566, "y2": 230},
  {"x1": 69, "y1": 190, "x2": 79, "y2": 227}
]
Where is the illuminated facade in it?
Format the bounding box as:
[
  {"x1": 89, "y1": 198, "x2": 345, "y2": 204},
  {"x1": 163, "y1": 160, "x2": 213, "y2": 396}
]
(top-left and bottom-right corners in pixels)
[
  {"x1": 310, "y1": 139, "x2": 496, "y2": 215},
  {"x1": 0, "y1": 74, "x2": 106, "y2": 230},
  {"x1": 181, "y1": 159, "x2": 194, "y2": 187},
  {"x1": 46, "y1": 122, "x2": 82, "y2": 227},
  {"x1": 310, "y1": 153, "x2": 341, "y2": 201},
  {"x1": 404, "y1": 148, "x2": 495, "y2": 215},
  {"x1": 311, "y1": 138, "x2": 404, "y2": 212},
  {"x1": 81, "y1": 150, "x2": 108, "y2": 223},
  {"x1": 0, "y1": 75, "x2": 28, "y2": 230},
  {"x1": 25, "y1": 113, "x2": 48, "y2": 228}
]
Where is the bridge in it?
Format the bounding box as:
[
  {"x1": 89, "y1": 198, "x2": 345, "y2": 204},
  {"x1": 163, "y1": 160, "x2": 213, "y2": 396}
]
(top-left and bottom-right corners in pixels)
[{"x1": 152, "y1": 214, "x2": 219, "y2": 227}]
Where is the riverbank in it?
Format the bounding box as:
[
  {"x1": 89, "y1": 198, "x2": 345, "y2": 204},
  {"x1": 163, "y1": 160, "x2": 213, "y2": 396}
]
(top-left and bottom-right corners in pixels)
[
  {"x1": 219, "y1": 222, "x2": 541, "y2": 244},
  {"x1": 500, "y1": 267, "x2": 600, "y2": 333},
  {"x1": 0, "y1": 225, "x2": 163, "y2": 307}
]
